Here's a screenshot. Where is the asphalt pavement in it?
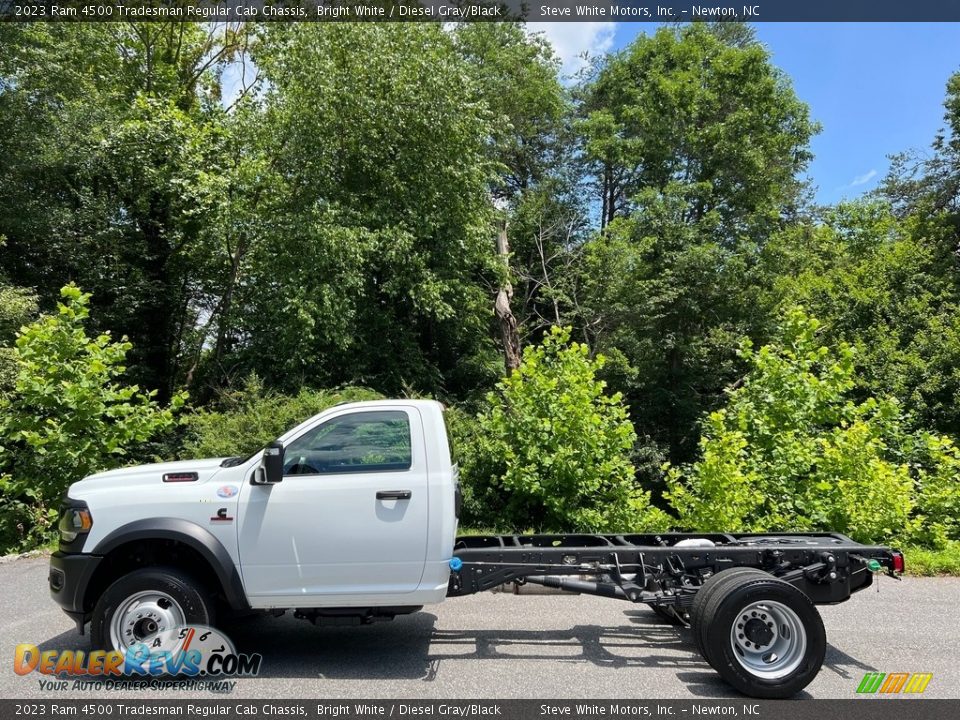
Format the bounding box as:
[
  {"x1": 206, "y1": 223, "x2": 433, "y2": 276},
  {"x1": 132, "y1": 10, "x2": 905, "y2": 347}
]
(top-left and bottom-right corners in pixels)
[{"x1": 1, "y1": 555, "x2": 957, "y2": 700}]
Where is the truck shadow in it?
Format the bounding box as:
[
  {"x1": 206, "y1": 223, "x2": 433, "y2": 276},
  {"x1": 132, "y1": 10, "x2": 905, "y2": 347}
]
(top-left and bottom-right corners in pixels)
[
  {"x1": 223, "y1": 608, "x2": 874, "y2": 697},
  {"x1": 216, "y1": 608, "x2": 738, "y2": 693}
]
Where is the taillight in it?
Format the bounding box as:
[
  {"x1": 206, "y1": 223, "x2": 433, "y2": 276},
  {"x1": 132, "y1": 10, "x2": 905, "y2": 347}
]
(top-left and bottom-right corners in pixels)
[{"x1": 892, "y1": 552, "x2": 905, "y2": 574}]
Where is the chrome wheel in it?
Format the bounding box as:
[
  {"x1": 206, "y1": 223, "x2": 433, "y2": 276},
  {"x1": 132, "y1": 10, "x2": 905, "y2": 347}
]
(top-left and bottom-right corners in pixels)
[
  {"x1": 729, "y1": 600, "x2": 807, "y2": 680},
  {"x1": 109, "y1": 590, "x2": 185, "y2": 651}
]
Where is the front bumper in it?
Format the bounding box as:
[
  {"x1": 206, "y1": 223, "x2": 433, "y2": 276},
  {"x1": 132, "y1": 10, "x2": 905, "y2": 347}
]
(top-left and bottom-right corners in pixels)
[{"x1": 49, "y1": 551, "x2": 103, "y2": 633}]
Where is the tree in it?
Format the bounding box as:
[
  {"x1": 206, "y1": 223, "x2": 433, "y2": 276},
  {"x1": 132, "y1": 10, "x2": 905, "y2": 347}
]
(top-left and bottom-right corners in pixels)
[
  {"x1": 882, "y1": 71, "x2": 960, "y2": 216},
  {"x1": 465, "y1": 326, "x2": 668, "y2": 533},
  {"x1": 181, "y1": 376, "x2": 382, "y2": 460},
  {"x1": 578, "y1": 24, "x2": 814, "y2": 231},
  {"x1": 666, "y1": 308, "x2": 960, "y2": 544},
  {"x1": 454, "y1": 24, "x2": 587, "y2": 368},
  {"x1": 0, "y1": 23, "x2": 252, "y2": 401},
  {"x1": 196, "y1": 24, "x2": 500, "y2": 399},
  {"x1": 574, "y1": 24, "x2": 818, "y2": 472},
  {"x1": 761, "y1": 201, "x2": 960, "y2": 439},
  {"x1": 0, "y1": 285, "x2": 184, "y2": 551}
]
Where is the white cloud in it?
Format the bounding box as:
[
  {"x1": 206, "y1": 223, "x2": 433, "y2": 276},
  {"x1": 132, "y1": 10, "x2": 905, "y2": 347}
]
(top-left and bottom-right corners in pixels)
[
  {"x1": 850, "y1": 169, "x2": 878, "y2": 187},
  {"x1": 527, "y1": 22, "x2": 617, "y2": 80}
]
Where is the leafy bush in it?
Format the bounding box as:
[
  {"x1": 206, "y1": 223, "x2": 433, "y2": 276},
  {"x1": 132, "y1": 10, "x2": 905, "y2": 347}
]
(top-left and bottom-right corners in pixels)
[
  {"x1": 909, "y1": 433, "x2": 960, "y2": 548},
  {"x1": 901, "y1": 541, "x2": 960, "y2": 576},
  {"x1": 442, "y1": 406, "x2": 499, "y2": 529},
  {"x1": 0, "y1": 286, "x2": 183, "y2": 552},
  {"x1": 181, "y1": 375, "x2": 383, "y2": 459},
  {"x1": 0, "y1": 282, "x2": 37, "y2": 391},
  {"x1": 666, "y1": 308, "x2": 960, "y2": 544},
  {"x1": 462, "y1": 326, "x2": 668, "y2": 533}
]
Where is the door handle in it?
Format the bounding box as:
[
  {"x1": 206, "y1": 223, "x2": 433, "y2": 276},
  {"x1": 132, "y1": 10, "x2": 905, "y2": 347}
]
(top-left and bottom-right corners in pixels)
[{"x1": 376, "y1": 490, "x2": 412, "y2": 500}]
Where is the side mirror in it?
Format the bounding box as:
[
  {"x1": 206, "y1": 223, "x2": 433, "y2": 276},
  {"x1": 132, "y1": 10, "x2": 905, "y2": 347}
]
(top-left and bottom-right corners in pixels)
[{"x1": 255, "y1": 441, "x2": 284, "y2": 484}]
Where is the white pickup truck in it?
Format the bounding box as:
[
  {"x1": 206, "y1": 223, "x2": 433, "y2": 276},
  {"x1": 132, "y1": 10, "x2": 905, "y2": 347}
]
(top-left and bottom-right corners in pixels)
[{"x1": 50, "y1": 398, "x2": 902, "y2": 698}]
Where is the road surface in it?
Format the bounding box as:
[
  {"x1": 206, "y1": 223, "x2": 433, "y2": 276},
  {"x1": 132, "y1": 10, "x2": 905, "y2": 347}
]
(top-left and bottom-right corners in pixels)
[{"x1": 1, "y1": 555, "x2": 957, "y2": 699}]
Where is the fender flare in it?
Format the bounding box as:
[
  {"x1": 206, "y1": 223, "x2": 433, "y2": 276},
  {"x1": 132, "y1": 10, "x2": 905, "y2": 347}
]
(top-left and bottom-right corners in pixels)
[{"x1": 92, "y1": 518, "x2": 250, "y2": 610}]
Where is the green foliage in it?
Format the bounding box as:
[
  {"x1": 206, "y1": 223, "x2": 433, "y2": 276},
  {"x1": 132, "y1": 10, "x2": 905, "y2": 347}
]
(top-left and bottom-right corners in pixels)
[
  {"x1": 575, "y1": 24, "x2": 817, "y2": 472},
  {"x1": 464, "y1": 327, "x2": 668, "y2": 533},
  {"x1": 581, "y1": 185, "x2": 766, "y2": 471},
  {"x1": 219, "y1": 24, "x2": 498, "y2": 397},
  {"x1": 443, "y1": 405, "x2": 514, "y2": 530},
  {"x1": 578, "y1": 24, "x2": 816, "y2": 230},
  {"x1": 666, "y1": 308, "x2": 960, "y2": 544},
  {"x1": 181, "y1": 376, "x2": 383, "y2": 459},
  {"x1": 0, "y1": 280, "x2": 38, "y2": 391},
  {"x1": 0, "y1": 286, "x2": 184, "y2": 551},
  {"x1": 453, "y1": 23, "x2": 567, "y2": 196},
  {"x1": 453, "y1": 24, "x2": 588, "y2": 343},
  {"x1": 909, "y1": 433, "x2": 960, "y2": 549},
  {"x1": 0, "y1": 25, "x2": 959, "y2": 564},
  {"x1": 901, "y1": 541, "x2": 960, "y2": 576},
  {"x1": 0, "y1": 24, "x2": 248, "y2": 400},
  {"x1": 762, "y1": 202, "x2": 960, "y2": 440}
]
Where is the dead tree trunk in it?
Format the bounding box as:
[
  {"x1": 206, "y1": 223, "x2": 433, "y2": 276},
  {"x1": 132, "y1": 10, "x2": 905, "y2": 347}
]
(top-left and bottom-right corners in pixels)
[{"x1": 494, "y1": 218, "x2": 521, "y2": 374}]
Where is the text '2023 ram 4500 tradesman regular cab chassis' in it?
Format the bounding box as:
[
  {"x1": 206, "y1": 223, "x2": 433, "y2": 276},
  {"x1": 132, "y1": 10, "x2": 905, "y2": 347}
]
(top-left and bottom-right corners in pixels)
[{"x1": 49, "y1": 399, "x2": 904, "y2": 698}]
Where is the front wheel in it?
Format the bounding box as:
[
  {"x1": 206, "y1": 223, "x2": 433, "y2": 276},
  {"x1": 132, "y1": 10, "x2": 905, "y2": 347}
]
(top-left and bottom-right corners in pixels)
[
  {"x1": 697, "y1": 576, "x2": 826, "y2": 698},
  {"x1": 91, "y1": 567, "x2": 214, "y2": 652}
]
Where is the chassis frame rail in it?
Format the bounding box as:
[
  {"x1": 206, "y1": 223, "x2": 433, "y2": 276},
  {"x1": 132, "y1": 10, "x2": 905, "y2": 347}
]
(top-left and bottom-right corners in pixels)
[{"x1": 447, "y1": 532, "x2": 902, "y2": 609}]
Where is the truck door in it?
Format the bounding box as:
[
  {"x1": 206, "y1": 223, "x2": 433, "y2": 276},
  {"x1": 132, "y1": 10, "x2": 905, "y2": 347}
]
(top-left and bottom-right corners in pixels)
[{"x1": 237, "y1": 406, "x2": 429, "y2": 600}]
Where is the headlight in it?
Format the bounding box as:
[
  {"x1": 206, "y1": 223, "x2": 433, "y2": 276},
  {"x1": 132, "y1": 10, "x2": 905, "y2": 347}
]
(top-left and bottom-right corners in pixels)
[{"x1": 58, "y1": 506, "x2": 93, "y2": 544}]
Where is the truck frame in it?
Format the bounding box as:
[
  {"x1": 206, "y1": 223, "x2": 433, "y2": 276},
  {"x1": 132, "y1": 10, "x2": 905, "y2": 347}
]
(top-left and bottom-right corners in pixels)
[{"x1": 445, "y1": 531, "x2": 902, "y2": 698}]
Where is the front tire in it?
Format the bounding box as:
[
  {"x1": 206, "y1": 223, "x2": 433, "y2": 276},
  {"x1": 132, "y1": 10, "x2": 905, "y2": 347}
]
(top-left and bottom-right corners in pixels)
[
  {"x1": 697, "y1": 576, "x2": 826, "y2": 698},
  {"x1": 91, "y1": 567, "x2": 214, "y2": 652}
]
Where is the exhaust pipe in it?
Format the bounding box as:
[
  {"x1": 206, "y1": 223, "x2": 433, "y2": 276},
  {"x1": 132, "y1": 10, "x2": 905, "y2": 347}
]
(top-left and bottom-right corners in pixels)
[{"x1": 524, "y1": 575, "x2": 629, "y2": 600}]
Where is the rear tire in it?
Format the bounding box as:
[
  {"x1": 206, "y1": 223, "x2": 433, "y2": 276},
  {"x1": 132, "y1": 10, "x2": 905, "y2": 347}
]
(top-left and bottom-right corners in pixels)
[
  {"x1": 690, "y1": 568, "x2": 770, "y2": 659},
  {"x1": 91, "y1": 567, "x2": 214, "y2": 652},
  {"x1": 698, "y1": 576, "x2": 826, "y2": 698}
]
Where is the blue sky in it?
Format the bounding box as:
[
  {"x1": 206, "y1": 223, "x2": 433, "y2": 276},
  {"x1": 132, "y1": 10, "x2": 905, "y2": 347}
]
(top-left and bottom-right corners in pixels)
[{"x1": 535, "y1": 22, "x2": 960, "y2": 205}]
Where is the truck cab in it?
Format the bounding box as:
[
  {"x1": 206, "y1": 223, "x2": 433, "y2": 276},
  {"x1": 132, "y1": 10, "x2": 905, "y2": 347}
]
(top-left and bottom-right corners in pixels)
[{"x1": 49, "y1": 399, "x2": 460, "y2": 650}]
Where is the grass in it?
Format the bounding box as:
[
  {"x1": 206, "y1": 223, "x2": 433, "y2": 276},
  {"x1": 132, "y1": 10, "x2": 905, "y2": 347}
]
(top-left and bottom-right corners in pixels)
[
  {"x1": 901, "y1": 541, "x2": 960, "y2": 576},
  {"x1": 457, "y1": 527, "x2": 504, "y2": 537}
]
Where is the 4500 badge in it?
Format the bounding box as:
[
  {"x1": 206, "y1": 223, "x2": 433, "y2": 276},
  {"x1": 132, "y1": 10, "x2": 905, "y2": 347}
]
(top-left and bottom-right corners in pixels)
[{"x1": 15, "y1": 625, "x2": 262, "y2": 677}]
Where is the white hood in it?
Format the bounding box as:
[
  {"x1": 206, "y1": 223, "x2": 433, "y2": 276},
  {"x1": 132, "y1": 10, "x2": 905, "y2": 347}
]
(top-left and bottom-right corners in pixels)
[{"x1": 69, "y1": 457, "x2": 229, "y2": 496}]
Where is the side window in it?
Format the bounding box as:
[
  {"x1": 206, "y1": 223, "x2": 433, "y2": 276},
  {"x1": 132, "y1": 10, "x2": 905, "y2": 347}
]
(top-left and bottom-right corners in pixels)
[{"x1": 283, "y1": 411, "x2": 412, "y2": 476}]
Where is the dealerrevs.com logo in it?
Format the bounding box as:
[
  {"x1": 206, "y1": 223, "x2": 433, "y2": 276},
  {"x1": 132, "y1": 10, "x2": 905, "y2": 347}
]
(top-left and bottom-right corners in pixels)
[
  {"x1": 856, "y1": 672, "x2": 933, "y2": 695},
  {"x1": 14, "y1": 625, "x2": 262, "y2": 691}
]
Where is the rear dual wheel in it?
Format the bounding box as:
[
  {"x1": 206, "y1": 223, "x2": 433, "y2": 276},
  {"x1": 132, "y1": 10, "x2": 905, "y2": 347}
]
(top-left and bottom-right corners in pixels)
[{"x1": 691, "y1": 568, "x2": 826, "y2": 698}]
